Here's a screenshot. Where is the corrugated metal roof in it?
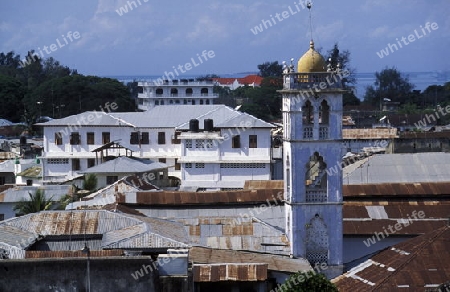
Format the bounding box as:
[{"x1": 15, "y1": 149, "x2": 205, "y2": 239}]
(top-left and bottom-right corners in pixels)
[
  {"x1": 190, "y1": 246, "x2": 311, "y2": 273},
  {"x1": 36, "y1": 111, "x2": 135, "y2": 127},
  {"x1": 80, "y1": 156, "x2": 168, "y2": 174},
  {"x1": 0, "y1": 210, "x2": 189, "y2": 257},
  {"x1": 25, "y1": 250, "x2": 124, "y2": 258},
  {"x1": 334, "y1": 225, "x2": 450, "y2": 291},
  {"x1": 343, "y1": 128, "x2": 398, "y2": 139},
  {"x1": 0, "y1": 185, "x2": 73, "y2": 203},
  {"x1": 343, "y1": 182, "x2": 450, "y2": 196},
  {"x1": 193, "y1": 263, "x2": 268, "y2": 282},
  {"x1": 129, "y1": 189, "x2": 283, "y2": 205},
  {"x1": 344, "y1": 153, "x2": 450, "y2": 184}
]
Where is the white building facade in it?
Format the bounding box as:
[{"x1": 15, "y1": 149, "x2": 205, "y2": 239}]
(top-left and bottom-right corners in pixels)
[
  {"x1": 137, "y1": 79, "x2": 218, "y2": 111},
  {"x1": 38, "y1": 105, "x2": 274, "y2": 189}
]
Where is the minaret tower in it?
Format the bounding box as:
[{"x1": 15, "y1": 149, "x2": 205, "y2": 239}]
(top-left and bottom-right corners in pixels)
[{"x1": 279, "y1": 3, "x2": 345, "y2": 278}]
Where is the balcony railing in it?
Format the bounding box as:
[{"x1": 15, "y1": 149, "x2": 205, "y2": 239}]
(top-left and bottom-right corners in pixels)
[
  {"x1": 283, "y1": 72, "x2": 344, "y2": 90},
  {"x1": 305, "y1": 190, "x2": 327, "y2": 202},
  {"x1": 138, "y1": 80, "x2": 215, "y2": 86},
  {"x1": 138, "y1": 93, "x2": 218, "y2": 98}
]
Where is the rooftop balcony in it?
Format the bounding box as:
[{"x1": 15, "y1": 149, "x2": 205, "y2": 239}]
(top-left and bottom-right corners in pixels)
[
  {"x1": 138, "y1": 80, "x2": 215, "y2": 86},
  {"x1": 138, "y1": 93, "x2": 218, "y2": 99},
  {"x1": 282, "y1": 72, "x2": 345, "y2": 90}
]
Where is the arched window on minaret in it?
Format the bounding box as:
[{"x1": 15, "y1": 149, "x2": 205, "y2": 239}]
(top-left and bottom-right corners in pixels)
[
  {"x1": 305, "y1": 152, "x2": 328, "y2": 202},
  {"x1": 306, "y1": 214, "x2": 329, "y2": 265},
  {"x1": 302, "y1": 101, "x2": 313, "y2": 139},
  {"x1": 302, "y1": 100, "x2": 313, "y2": 124},
  {"x1": 319, "y1": 100, "x2": 330, "y2": 139},
  {"x1": 319, "y1": 100, "x2": 329, "y2": 124}
]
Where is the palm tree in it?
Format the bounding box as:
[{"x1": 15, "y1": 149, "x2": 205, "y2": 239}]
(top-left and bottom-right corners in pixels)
[
  {"x1": 14, "y1": 189, "x2": 53, "y2": 215},
  {"x1": 82, "y1": 174, "x2": 98, "y2": 192}
]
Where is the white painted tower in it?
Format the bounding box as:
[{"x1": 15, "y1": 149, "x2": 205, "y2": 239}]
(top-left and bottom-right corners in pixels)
[{"x1": 280, "y1": 36, "x2": 346, "y2": 278}]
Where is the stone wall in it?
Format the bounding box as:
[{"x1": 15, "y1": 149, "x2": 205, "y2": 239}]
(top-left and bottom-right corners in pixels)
[{"x1": 0, "y1": 257, "x2": 161, "y2": 292}]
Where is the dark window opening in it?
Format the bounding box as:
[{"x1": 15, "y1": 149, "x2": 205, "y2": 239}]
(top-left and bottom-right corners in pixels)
[
  {"x1": 87, "y1": 132, "x2": 95, "y2": 145},
  {"x1": 70, "y1": 133, "x2": 80, "y2": 145},
  {"x1": 249, "y1": 135, "x2": 257, "y2": 148},
  {"x1": 158, "y1": 132, "x2": 166, "y2": 144},
  {"x1": 232, "y1": 135, "x2": 241, "y2": 148},
  {"x1": 102, "y1": 132, "x2": 110, "y2": 144},
  {"x1": 130, "y1": 132, "x2": 139, "y2": 144},
  {"x1": 140, "y1": 132, "x2": 149, "y2": 144}
]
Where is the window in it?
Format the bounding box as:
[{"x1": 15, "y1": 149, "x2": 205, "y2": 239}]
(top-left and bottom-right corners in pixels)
[
  {"x1": 48, "y1": 158, "x2": 69, "y2": 164},
  {"x1": 55, "y1": 132, "x2": 63, "y2": 145},
  {"x1": 87, "y1": 158, "x2": 95, "y2": 168},
  {"x1": 172, "y1": 131, "x2": 181, "y2": 144},
  {"x1": 319, "y1": 100, "x2": 330, "y2": 124},
  {"x1": 302, "y1": 100, "x2": 313, "y2": 124},
  {"x1": 220, "y1": 163, "x2": 266, "y2": 168},
  {"x1": 72, "y1": 158, "x2": 80, "y2": 171},
  {"x1": 102, "y1": 132, "x2": 110, "y2": 144},
  {"x1": 87, "y1": 132, "x2": 95, "y2": 145},
  {"x1": 70, "y1": 132, "x2": 80, "y2": 145},
  {"x1": 185, "y1": 163, "x2": 192, "y2": 168},
  {"x1": 141, "y1": 132, "x2": 149, "y2": 144},
  {"x1": 186, "y1": 88, "x2": 193, "y2": 96},
  {"x1": 175, "y1": 158, "x2": 180, "y2": 170},
  {"x1": 130, "y1": 132, "x2": 139, "y2": 144},
  {"x1": 249, "y1": 135, "x2": 257, "y2": 148},
  {"x1": 0, "y1": 214, "x2": 4, "y2": 221},
  {"x1": 158, "y1": 132, "x2": 166, "y2": 144},
  {"x1": 232, "y1": 135, "x2": 241, "y2": 148},
  {"x1": 195, "y1": 139, "x2": 205, "y2": 148},
  {"x1": 106, "y1": 176, "x2": 119, "y2": 185},
  {"x1": 156, "y1": 88, "x2": 163, "y2": 95},
  {"x1": 201, "y1": 88, "x2": 208, "y2": 95},
  {"x1": 195, "y1": 163, "x2": 205, "y2": 168},
  {"x1": 26, "y1": 179, "x2": 33, "y2": 186},
  {"x1": 186, "y1": 139, "x2": 193, "y2": 149},
  {"x1": 0, "y1": 176, "x2": 5, "y2": 185},
  {"x1": 205, "y1": 139, "x2": 213, "y2": 148},
  {"x1": 159, "y1": 158, "x2": 166, "y2": 163}
]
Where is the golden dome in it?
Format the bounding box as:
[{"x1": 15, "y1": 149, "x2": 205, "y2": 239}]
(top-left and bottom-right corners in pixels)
[{"x1": 297, "y1": 40, "x2": 326, "y2": 73}]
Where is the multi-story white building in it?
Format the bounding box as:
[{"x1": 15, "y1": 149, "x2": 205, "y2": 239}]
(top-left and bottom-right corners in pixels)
[
  {"x1": 37, "y1": 105, "x2": 274, "y2": 190},
  {"x1": 137, "y1": 79, "x2": 218, "y2": 111}
]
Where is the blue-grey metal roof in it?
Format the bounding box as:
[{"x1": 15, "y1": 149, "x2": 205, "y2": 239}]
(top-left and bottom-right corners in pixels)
[
  {"x1": 0, "y1": 185, "x2": 72, "y2": 203},
  {"x1": 80, "y1": 156, "x2": 168, "y2": 174},
  {"x1": 344, "y1": 152, "x2": 450, "y2": 184},
  {"x1": 36, "y1": 105, "x2": 274, "y2": 129},
  {"x1": 35, "y1": 111, "x2": 135, "y2": 127}
]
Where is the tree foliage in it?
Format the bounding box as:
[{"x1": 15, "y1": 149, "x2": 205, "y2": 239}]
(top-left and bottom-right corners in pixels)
[
  {"x1": 279, "y1": 271, "x2": 338, "y2": 292},
  {"x1": 258, "y1": 61, "x2": 283, "y2": 78},
  {"x1": 364, "y1": 67, "x2": 414, "y2": 108},
  {"x1": 0, "y1": 51, "x2": 136, "y2": 128},
  {"x1": 14, "y1": 189, "x2": 53, "y2": 215},
  {"x1": 83, "y1": 174, "x2": 98, "y2": 192}
]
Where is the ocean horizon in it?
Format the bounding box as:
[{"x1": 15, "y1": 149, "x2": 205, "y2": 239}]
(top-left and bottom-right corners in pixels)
[{"x1": 105, "y1": 70, "x2": 450, "y2": 100}]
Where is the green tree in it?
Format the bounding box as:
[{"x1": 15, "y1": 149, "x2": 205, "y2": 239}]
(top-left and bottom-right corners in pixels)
[
  {"x1": 364, "y1": 67, "x2": 414, "y2": 108},
  {"x1": 0, "y1": 74, "x2": 26, "y2": 122},
  {"x1": 258, "y1": 61, "x2": 283, "y2": 78},
  {"x1": 83, "y1": 173, "x2": 98, "y2": 192},
  {"x1": 14, "y1": 189, "x2": 53, "y2": 215},
  {"x1": 326, "y1": 43, "x2": 360, "y2": 106},
  {"x1": 278, "y1": 271, "x2": 338, "y2": 292}
]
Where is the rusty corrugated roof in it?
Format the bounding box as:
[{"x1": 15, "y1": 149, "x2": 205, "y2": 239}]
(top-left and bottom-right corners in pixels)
[
  {"x1": 25, "y1": 250, "x2": 124, "y2": 258},
  {"x1": 190, "y1": 246, "x2": 311, "y2": 273},
  {"x1": 343, "y1": 128, "x2": 398, "y2": 139},
  {"x1": 128, "y1": 189, "x2": 283, "y2": 206},
  {"x1": 193, "y1": 263, "x2": 268, "y2": 282},
  {"x1": 0, "y1": 210, "x2": 189, "y2": 258},
  {"x1": 334, "y1": 225, "x2": 450, "y2": 291}
]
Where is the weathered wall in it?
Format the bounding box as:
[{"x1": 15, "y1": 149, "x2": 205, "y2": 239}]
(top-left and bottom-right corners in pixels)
[{"x1": 0, "y1": 257, "x2": 160, "y2": 292}]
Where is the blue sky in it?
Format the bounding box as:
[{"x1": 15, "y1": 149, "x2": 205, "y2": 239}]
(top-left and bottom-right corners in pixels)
[{"x1": 1, "y1": 0, "x2": 449, "y2": 77}]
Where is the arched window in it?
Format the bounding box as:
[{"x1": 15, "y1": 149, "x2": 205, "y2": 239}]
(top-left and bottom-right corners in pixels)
[
  {"x1": 205, "y1": 99, "x2": 210, "y2": 105},
  {"x1": 302, "y1": 100, "x2": 313, "y2": 124},
  {"x1": 170, "y1": 88, "x2": 178, "y2": 96},
  {"x1": 200, "y1": 99, "x2": 204, "y2": 105},
  {"x1": 156, "y1": 88, "x2": 163, "y2": 96},
  {"x1": 319, "y1": 100, "x2": 329, "y2": 124},
  {"x1": 201, "y1": 88, "x2": 208, "y2": 96},
  {"x1": 186, "y1": 88, "x2": 193, "y2": 96},
  {"x1": 306, "y1": 214, "x2": 329, "y2": 265},
  {"x1": 305, "y1": 152, "x2": 327, "y2": 189}
]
